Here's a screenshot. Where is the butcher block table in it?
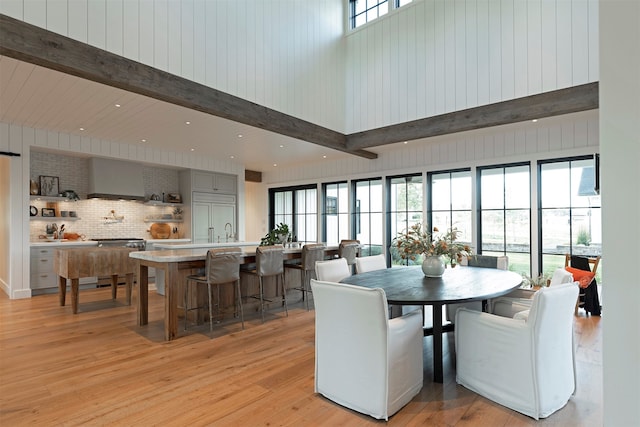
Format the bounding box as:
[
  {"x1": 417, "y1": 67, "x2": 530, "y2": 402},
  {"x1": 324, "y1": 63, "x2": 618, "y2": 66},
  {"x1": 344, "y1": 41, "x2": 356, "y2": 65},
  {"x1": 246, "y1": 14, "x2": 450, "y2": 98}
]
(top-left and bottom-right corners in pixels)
[{"x1": 54, "y1": 247, "x2": 137, "y2": 314}]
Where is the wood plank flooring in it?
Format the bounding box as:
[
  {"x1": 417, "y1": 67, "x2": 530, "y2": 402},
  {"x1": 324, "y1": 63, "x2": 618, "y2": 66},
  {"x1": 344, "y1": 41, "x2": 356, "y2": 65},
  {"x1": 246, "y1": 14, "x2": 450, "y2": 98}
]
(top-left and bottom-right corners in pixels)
[{"x1": 0, "y1": 287, "x2": 602, "y2": 426}]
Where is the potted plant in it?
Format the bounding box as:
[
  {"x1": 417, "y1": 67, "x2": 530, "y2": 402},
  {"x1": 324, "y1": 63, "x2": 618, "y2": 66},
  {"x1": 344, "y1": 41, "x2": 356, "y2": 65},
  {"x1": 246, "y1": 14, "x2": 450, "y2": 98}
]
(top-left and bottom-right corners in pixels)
[
  {"x1": 260, "y1": 223, "x2": 291, "y2": 246},
  {"x1": 392, "y1": 223, "x2": 472, "y2": 277}
]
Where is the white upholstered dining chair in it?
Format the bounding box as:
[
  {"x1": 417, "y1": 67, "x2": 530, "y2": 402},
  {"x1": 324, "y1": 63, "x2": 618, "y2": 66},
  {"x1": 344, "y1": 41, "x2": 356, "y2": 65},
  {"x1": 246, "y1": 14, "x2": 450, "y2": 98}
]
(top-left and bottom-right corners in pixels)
[
  {"x1": 354, "y1": 254, "x2": 386, "y2": 274},
  {"x1": 490, "y1": 267, "x2": 574, "y2": 319},
  {"x1": 310, "y1": 279, "x2": 423, "y2": 421},
  {"x1": 315, "y1": 257, "x2": 351, "y2": 282},
  {"x1": 455, "y1": 282, "x2": 579, "y2": 420}
]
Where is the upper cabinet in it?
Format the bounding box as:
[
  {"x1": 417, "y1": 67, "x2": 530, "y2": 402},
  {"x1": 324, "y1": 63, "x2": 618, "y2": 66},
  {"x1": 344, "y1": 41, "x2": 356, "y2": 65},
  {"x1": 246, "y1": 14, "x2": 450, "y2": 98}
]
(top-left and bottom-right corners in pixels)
[{"x1": 184, "y1": 170, "x2": 237, "y2": 195}]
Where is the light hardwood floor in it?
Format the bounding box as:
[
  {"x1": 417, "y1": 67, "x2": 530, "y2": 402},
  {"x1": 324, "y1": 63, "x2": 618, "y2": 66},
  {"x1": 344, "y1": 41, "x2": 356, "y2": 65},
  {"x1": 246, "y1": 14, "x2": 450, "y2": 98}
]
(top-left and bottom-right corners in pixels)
[{"x1": 0, "y1": 287, "x2": 602, "y2": 426}]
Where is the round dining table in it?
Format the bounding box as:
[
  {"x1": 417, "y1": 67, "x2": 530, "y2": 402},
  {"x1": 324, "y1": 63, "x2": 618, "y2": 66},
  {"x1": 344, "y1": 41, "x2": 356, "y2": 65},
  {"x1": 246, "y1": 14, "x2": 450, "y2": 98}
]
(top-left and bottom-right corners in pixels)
[{"x1": 340, "y1": 265, "x2": 523, "y2": 383}]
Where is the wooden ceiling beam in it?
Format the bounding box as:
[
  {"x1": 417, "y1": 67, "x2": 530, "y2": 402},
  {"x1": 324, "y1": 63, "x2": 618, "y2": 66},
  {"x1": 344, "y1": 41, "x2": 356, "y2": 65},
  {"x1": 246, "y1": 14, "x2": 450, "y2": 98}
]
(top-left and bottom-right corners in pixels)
[
  {"x1": 0, "y1": 14, "x2": 377, "y2": 160},
  {"x1": 346, "y1": 82, "x2": 599, "y2": 150}
]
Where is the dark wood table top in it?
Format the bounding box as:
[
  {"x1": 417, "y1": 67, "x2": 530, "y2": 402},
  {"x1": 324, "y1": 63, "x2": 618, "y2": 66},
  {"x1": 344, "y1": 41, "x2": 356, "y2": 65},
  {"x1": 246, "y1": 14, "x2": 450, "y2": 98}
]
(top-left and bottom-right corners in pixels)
[{"x1": 340, "y1": 265, "x2": 523, "y2": 305}]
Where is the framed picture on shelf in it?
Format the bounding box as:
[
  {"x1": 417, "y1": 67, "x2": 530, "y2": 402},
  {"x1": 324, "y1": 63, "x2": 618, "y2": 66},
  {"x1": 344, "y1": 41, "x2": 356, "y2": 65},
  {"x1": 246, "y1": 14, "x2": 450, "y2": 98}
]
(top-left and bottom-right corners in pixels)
[
  {"x1": 41, "y1": 208, "x2": 56, "y2": 217},
  {"x1": 39, "y1": 176, "x2": 59, "y2": 197}
]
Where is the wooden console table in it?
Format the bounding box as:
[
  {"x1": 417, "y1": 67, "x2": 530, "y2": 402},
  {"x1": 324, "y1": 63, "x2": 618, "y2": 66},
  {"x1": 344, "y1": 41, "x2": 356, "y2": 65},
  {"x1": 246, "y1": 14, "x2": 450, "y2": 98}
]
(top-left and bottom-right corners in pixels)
[{"x1": 54, "y1": 247, "x2": 137, "y2": 314}]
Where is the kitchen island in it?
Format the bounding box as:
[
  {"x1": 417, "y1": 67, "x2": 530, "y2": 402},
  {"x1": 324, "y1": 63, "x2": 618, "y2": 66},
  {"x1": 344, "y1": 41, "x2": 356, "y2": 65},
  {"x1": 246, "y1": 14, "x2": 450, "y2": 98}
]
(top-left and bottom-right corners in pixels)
[{"x1": 130, "y1": 245, "x2": 338, "y2": 341}]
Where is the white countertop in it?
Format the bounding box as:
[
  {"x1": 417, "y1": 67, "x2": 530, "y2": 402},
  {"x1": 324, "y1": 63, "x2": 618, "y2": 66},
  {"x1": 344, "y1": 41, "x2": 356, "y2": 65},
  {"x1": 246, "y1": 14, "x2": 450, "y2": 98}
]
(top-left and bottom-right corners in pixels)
[
  {"x1": 130, "y1": 245, "x2": 338, "y2": 263},
  {"x1": 151, "y1": 241, "x2": 261, "y2": 249},
  {"x1": 31, "y1": 240, "x2": 98, "y2": 247},
  {"x1": 145, "y1": 238, "x2": 191, "y2": 244}
]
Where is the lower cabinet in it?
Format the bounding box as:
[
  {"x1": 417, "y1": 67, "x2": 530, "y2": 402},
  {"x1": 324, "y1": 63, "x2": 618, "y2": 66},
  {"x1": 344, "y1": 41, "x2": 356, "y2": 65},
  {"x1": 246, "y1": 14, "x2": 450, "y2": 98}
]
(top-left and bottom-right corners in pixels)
[{"x1": 30, "y1": 246, "x2": 97, "y2": 293}]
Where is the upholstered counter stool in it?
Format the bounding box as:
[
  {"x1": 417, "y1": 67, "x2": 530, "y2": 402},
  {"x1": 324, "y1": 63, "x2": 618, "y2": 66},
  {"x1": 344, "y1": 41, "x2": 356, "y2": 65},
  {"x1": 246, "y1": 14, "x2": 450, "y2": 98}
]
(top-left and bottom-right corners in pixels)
[
  {"x1": 243, "y1": 245, "x2": 287, "y2": 322},
  {"x1": 338, "y1": 239, "x2": 360, "y2": 274},
  {"x1": 184, "y1": 247, "x2": 244, "y2": 333},
  {"x1": 284, "y1": 243, "x2": 325, "y2": 310}
]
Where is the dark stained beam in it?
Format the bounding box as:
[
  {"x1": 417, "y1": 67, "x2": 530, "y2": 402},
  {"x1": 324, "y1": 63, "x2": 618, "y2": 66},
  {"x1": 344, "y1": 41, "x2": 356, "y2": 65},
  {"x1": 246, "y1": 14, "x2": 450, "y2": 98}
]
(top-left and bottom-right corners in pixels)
[
  {"x1": 0, "y1": 14, "x2": 377, "y2": 160},
  {"x1": 245, "y1": 169, "x2": 262, "y2": 183},
  {"x1": 346, "y1": 82, "x2": 599, "y2": 150}
]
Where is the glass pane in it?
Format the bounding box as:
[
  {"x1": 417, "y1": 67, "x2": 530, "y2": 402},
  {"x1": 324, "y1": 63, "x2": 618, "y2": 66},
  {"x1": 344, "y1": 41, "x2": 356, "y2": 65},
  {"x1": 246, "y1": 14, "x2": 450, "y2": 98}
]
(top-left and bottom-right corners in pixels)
[
  {"x1": 541, "y1": 208, "x2": 570, "y2": 254},
  {"x1": 451, "y1": 211, "x2": 472, "y2": 244},
  {"x1": 505, "y1": 210, "x2": 530, "y2": 250},
  {"x1": 369, "y1": 179, "x2": 383, "y2": 211},
  {"x1": 355, "y1": 0, "x2": 366, "y2": 14},
  {"x1": 481, "y1": 210, "x2": 504, "y2": 251},
  {"x1": 406, "y1": 177, "x2": 423, "y2": 211},
  {"x1": 371, "y1": 212, "x2": 383, "y2": 246},
  {"x1": 450, "y1": 171, "x2": 471, "y2": 210},
  {"x1": 541, "y1": 162, "x2": 570, "y2": 208},
  {"x1": 338, "y1": 184, "x2": 348, "y2": 214},
  {"x1": 505, "y1": 165, "x2": 530, "y2": 209},
  {"x1": 355, "y1": 181, "x2": 370, "y2": 212},
  {"x1": 571, "y1": 208, "x2": 601, "y2": 257},
  {"x1": 430, "y1": 173, "x2": 451, "y2": 210},
  {"x1": 572, "y1": 159, "x2": 601, "y2": 208},
  {"x1": 481, "y1": 169, "x2": 504, "y2": 209}
]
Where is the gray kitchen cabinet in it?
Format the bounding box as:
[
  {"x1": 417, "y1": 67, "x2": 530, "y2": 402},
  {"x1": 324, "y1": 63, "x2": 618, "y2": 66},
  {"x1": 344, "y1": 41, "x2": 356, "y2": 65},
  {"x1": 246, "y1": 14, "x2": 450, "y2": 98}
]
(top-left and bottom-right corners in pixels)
[
  {"x1": 190, "y1": 170, "x2": 237, "y2": 194},
  {"x1": 192, "y1": 192, "x2": 236, "y2": 244}
]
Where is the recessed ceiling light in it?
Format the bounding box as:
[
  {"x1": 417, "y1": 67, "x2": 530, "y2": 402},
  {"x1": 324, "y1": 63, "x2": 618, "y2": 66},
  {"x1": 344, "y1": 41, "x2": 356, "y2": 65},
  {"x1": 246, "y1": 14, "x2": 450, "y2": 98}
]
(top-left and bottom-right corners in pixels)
[
  {"x1": 185, "y1": 121, "x2": 191, "y2": 125},
  {"x1": 403, "y1": 141, "x2": 408, "y2": 144},
  {"x1": 273, "y1": 163, "x2": 278, "y2": 167},
  {"x1": 532, "y1": 119, "x2": 538, "y2": 122},
  {"x1": 190, "y1": 148, "x2": 195, "y2": 151},
  {"x1": 140, "y1": 139, "x2": 147, "y2": 143},
  {"x1": 230, "y1": 155, "x2": 235, "y2": 159},
  {"x1": 279, "y1": 145, "x2": 284, "y2": 148},
  {"x1": 237, "y1": 134, "x2": 243, "y2": 138},
  {"x1": 115, "y1": 104, "x2": 121, "y2": 108},
  {"x1": 323, "y1": 155, "x2": 327, "y2": 159},
  {"x1": 79, "y1": 127, "x2": 85, "y2": 131}
]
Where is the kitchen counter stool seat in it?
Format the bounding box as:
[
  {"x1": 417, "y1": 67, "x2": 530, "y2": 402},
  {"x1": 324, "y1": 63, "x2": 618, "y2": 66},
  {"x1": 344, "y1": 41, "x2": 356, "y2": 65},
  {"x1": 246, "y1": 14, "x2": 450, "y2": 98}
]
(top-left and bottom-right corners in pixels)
[
  {"x1": 284, "y1": 243, "x2": 326, "y2": 310},
  {"x1": 243, "y1": 245, "x2": 287, "y2": 323},
  {"x1": 184, "y1": 248, "x2": 244, "y2": 333}
]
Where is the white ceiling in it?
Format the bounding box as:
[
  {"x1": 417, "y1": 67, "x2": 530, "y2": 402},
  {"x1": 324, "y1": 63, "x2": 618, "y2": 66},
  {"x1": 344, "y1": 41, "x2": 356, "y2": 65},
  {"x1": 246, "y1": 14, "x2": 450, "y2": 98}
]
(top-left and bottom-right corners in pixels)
[{"x1": 0, "y1": 55, "x2": 371, "y2": 171}]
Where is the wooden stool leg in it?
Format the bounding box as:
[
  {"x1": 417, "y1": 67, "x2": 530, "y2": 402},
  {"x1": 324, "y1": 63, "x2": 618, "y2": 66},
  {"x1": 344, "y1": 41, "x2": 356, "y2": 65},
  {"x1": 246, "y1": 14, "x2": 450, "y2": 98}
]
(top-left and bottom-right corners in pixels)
[
  {"x1": 58, "y1": 276, "x2": 66, "y2": 306},
  {"x1": 125, "y1": 273, "x2": 133, "y2": 305},
  {"x1": 111, "y1": 274, "x2": 118, "y2": 299},
  {"x1": 71, "y1": 279, "x2": 80, "y2": 314}
]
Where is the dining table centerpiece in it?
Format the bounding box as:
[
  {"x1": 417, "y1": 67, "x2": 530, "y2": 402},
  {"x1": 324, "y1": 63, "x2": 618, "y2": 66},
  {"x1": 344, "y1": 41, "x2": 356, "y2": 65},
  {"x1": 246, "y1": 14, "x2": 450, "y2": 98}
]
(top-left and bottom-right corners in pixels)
[{"x1": 393, "y1": 223, "x2": 472, "y2": 277}]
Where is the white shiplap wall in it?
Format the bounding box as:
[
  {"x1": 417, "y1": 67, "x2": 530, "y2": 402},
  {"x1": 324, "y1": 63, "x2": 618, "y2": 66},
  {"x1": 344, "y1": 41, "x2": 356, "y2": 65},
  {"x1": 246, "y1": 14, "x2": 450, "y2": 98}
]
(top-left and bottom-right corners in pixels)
[
  {"x1": 345, "y1": 0, "x2": 599, "y2": 133},
  {"x1": 263, "y1": 110, "x2": 599, "y2": 185},
  {"x1": 0, "y1": 0, "x2": 345, "y2": 132}
]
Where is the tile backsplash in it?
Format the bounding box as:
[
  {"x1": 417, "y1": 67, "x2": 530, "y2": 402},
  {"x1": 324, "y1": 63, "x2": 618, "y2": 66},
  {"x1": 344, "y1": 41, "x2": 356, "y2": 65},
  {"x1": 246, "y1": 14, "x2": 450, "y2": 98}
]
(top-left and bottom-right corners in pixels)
[{"x1": 29, "y1": 151, "x2": 186, "y2": 241}]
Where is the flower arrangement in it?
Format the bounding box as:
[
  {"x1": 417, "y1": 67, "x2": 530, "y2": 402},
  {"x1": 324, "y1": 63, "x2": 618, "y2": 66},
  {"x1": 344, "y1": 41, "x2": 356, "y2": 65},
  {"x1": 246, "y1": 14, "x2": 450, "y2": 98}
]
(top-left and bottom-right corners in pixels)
[{"x1": 393, "y1": 223, "x2": 472, "y2": 266}]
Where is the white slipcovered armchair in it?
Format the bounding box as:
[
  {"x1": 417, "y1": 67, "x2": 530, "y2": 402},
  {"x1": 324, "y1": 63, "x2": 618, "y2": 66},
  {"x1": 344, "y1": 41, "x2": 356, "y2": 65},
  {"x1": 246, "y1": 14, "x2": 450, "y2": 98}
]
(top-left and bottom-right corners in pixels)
[
  {"x1": 455, "y1": 282, "x2": 579, "y2": 420},
  {"x1": 310, "y1": 279, "x2": 423, "y2": 421},
  {"x1": 490, "y1": 267, "x2": 574, "y2": 319}
]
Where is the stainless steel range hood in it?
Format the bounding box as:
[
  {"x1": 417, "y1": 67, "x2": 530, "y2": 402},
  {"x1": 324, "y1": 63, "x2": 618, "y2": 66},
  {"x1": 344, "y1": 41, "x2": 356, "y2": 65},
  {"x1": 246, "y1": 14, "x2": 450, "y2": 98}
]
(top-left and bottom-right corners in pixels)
[{"x1": 87, "y1": 158, "x2": 145, "y2": 201}]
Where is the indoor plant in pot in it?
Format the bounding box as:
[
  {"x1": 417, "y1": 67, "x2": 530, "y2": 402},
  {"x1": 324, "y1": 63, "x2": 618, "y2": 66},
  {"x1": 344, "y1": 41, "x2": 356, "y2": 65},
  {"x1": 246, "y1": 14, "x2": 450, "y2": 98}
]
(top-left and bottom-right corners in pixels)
[
  {"x1": 393, "y1": 223, "x2": 472, "y2": 277},
  {"x1": 260, "y1": 223, "x2": 291, "y2": 246}
]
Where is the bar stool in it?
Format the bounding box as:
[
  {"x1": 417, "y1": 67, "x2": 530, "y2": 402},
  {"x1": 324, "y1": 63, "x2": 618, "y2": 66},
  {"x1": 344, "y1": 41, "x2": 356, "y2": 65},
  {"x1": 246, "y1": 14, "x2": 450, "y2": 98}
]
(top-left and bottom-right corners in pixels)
[
  {"x1": 284, "y1": 243, "x2": 326, "y2": 310},
  {"x1": 338, "y1": 239, "x2": 360, "y2": 274},
  {"x1": 244, "y1": 245, "x2": 287, "y2": 323},
  {"x1": 184, "y1": 247, "x2": 244, "y2": 333}
]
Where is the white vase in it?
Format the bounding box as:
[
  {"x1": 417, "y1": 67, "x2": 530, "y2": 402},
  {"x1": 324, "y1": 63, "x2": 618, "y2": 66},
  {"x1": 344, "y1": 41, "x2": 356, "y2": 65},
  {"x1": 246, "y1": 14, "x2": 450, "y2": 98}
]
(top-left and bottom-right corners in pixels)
[{"x1": 422, "y1": 255, "x2": 445, "y2": 277}]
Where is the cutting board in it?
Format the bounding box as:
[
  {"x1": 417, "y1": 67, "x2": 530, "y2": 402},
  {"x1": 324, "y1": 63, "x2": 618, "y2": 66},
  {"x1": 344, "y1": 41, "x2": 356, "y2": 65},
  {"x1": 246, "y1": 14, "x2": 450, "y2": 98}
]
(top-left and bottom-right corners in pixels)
[{"x1": 150, "y1": 223, "x2": 171, "y2": 239}]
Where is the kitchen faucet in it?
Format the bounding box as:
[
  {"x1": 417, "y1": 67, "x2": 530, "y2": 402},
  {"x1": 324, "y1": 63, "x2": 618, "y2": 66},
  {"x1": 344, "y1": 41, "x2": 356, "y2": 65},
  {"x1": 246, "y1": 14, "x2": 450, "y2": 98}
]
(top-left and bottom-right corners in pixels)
[{"x1": 224, "y1": 223, "x2": 233, "y2": 242}]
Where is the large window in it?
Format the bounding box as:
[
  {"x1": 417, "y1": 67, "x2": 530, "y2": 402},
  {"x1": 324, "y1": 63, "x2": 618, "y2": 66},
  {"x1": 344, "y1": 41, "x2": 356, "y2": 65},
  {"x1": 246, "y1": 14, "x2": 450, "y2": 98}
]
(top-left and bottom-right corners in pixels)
[
  {"x1": 388, "y1": 174, "x2": 423, "y2": 265},
  {"x1": 269, "y1": 185, "x2": 317, "y2": 243},
  {"x1": 353, "y1": 178, "x2": 383, "y2": 256},
  {"x1": 478, "y1": 164, "x2": 531, "y2": 276},
  {"x1": 349, "y1": 0, "x2": 412, "y2": 29},
  {"x1": 428, "y1": 170, "x2": 472, "y2": 247},
  {"x1": 322, "y1": 181, "x2": 349, "y2": 246},
  {"x1": 539, "y1": 156, "x2": 601, "y2": 279}
]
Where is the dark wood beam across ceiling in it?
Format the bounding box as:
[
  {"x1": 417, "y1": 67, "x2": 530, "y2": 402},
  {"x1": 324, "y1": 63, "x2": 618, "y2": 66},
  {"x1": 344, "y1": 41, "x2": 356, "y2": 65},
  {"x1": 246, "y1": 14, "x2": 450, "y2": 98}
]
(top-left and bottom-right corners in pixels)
[
  {"x1": 346, "y1": 82, "x2": 599, "y2": 150},
  {"x1": 0, "y1": 14, "x2": 377, "y2": 160},
  {"x1": 1, "y1": 14, "x2": 599, "y2": 162}
]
